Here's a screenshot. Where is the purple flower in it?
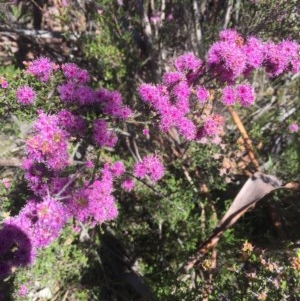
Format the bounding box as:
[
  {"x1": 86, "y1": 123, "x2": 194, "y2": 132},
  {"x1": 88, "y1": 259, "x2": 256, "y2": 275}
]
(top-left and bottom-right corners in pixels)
[
  {"x1": 0, "y1": 262, "x2": 11, "y2": 279},
  {"x1": 18, "y1": 285, "x2": 28, "y2": 297},
  {"x1": 289, "y1": 123, "x2": 299, "y2": 133},
  {"x1": 236, "y1": 84, "x2": 255, "y2": 107},
  {"x1": 263, "y1": 42, "x2": 290, "y2": 77},
  {"x1": 197, "y1": 114, "x2": 224, "y2": 143},
  {"x1": 196, "y1": 86, "x2": 209, "y2": 103},
  {"x1": 26, "y1": 111, "x2": 69, "y2": 171},
  {"x1": 95, "y1": 88, "x2": 132, "y2": 119},
  {"x1": 219, "y1": 29, "x2": 241, "y2": 43},
  {"x1": 138, "y1": 83, "x2": 167, "y2": 108},
  {"x1": 74, "y1": 85, "x2": 95, "y2": 105},
  {"x1": 121, "y1": 178, "x2": 135, "y2": 191},
  {"x1": 173, "y1": 81, "x2": 190, "y2": 113},
  {"x1": 221, "y1": 86, "x2": 236, "y2": 105},
  {"x1": 174, "y1": 53, "x2": 202, "y2": 72},
  {"x1": 93, "y1": 119, "x2": 118, "y2": 148},
  {"x1": 0, "y1": 223, "x2": 34, "y2": 279},
  {"x1": 26, "y1": 57, "x2": 55, "y2": 82},
  {"x1": 242, "y1": 37, "x2": 265, "y2": 74},
  {"x1": 68, "y1": 165, "x2": 118, "y2": 225},
  {"x1": 57, "y1": 109, "x2": 86, "y2": 137},
  {"x1": 16, "y1": 86, "x2": 36, "y2": 105},
  {"x1": 57, "y1": 81, "x2": 77, "y2": 102},
  {"x1": 86, "y1": 160, "x2": 94, "y2": 169},
  {"x1": 177, "y1": 117, "x2": 197, "y2": 140},
  {"x1": 133, "y1": 155, "x2": 164, "y2": 182},
  {"x1": 0, "y1": 77, "x2": 8, "y2": 88},
  {"x1": 207, "y1": 41, "x2": 247, "y2": 82},
  {"x1": 162, "y1": 72, "x2": 183, "y2": 86},
  {"x1": 62, "y1": 63, "x2": 90, "y2": 83},
  {"x1": 5, "y1": 197, "x2": 69, "y2": 249},
  {"x1": 110, "y1": 161, "x2": 125, "y2": 177},
  {"x1": 143, "y1": 128, "x2": 149, "y2": 135}
]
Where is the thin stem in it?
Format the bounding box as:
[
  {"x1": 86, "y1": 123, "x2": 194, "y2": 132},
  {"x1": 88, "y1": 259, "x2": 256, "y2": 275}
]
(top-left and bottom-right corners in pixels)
[{"x1": 227, "y1": 105, "x2": 261, "y2": 172}]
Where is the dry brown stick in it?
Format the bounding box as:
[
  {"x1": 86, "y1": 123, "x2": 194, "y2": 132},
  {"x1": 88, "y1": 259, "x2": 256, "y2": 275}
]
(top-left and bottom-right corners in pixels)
[
  {"x1": 0, "y1": 158, "x2": 22, "y2": 167},
  {"x1": 227, "y1": 105, "x2": 261, "y2": 172},
  {"x1": 227, "y1": 106, "x2": 288, "y2": 239}
]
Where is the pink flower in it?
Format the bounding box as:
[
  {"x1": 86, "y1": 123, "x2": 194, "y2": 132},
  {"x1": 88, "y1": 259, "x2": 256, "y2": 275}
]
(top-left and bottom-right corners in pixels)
[
  {"x1": 207, "y1": 41, "x2": 247, "y2": 82},
  {"x1": 1, "y1": 178, "x2": 10, "y2": 189},
  {"x1": 61, "y1": 63, "x2": 90, "y2": 84},
  {"x1": 110, "y1": 161, "x2": 125, "y2": 177},
  {"x1": 0, "y1": 77, "x2": 8, "y2": 88},
  {"x1": 197, "y1": 114, "x2": 224, "y2": 143},
  {"x1": 57, "y1": 109, "x2": 86, "y2": 137},
  {"x1": 95, "y1": 88, "x2": 132, "y2": 119},
  {"x1": 236, "y1": 84, "x2": 255, "y2": 107},
  {"x1": 68, "y1": 165, "x2": 118, "y2": 225},
  {"x1": 243, "y1": 37, "x2": 265, "y2": 72},
  {"x1": 174, "y1": 53, "x2": 202, "y2": 72},
  {"x1": 167, "y1": 14, "x2": 173, "y2": 20},
  {"x1": 121, "y1": 179, "x2": 135, "y2": 191},
  {"x1": 16, "y1": 86, "x2": 36, "y2": 105},
  {"x1": 221, "y1": 86, "x2": 236, "y2": 105},
  {"x1": 26, "y1": 57, "x2": 55, "y2": 82},
  {"x1": 93, "y1": 119, "x2": 118, "y2": 148},
  {"x1": 6, "y1": 197, "x2": 69, "y2": 249},
  {"x1": 162, "y1": 72, "x2": 183, "y2": 86},
  {"x1": 18, "y1": 285, "x2": 28, "y2": 297},
  {"x1": 133, "y1": 155, "x2": 164, "y2": 182},
  {"x1": 143, "y1": 128, "x2": 149, "y2": 135},
  {"x1": 289, "y1": 123, "x2": 299, "y2": 133},
  {"x1": 57, "y1": 81, "x2": 77, "y2": 103},
  {"x1": 177, "y1": 117, "x2": 196, "y2": 140},
  {"x1": 86, "y1": 160, "x2": 94, "y2": 169},
  {"x1": 219, "y1": 29, "x2": 241, "y2": 44},
  {"x1": 196, "y1": 86, "x2": 209, "y2": 103},
  {"x1": 25, "y1": 111, "x2": 69, "y2": 171}
]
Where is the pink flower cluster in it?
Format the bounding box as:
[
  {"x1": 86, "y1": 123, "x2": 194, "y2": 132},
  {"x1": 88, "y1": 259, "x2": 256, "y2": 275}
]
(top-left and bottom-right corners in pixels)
[
  {"x1": 289, "y1": 123, "x2": 299, "y2": 133},
  {"x1": 25, "y1": 111, "x2": 69, "y2": 171},
  {"x1": 57, "y1": 109, "x2": 86, "y2": 137},
  {"x1": 0, "y1": 223, "x2": 34, "y2": 280},
  {"x1": 138, "y1": 53, "x2": 219, "y2": 141},
  {"x1": 138, "y1": 30, "x2": 300, "y2": 142},
  {"x1": 0, "y1": 76, "x2": 8, "y2": 88},
  {"x1": 62, "y1": 63, "x2": 90, "y2": 83},
  {"x1": 197, "y1": 114, "x2": 224, "y2": 144},
  {"x1": 58, "y1": 65, "x2": 132, "y2": 120},
  {"x1": 16, "y1": 86, "x2": 36, "y2": 105},
  {"x1": 138, "y1": 81, "x2": 196, "y2": 140},
  {"x1": 58, "y1": 82, "x2": 95, "y2": 105},
  {"x1": 207, "y1": 29, "x2": 300, "y2": 82},
  {"x1": 57, "y1": 63, "x2": 94, "y2": 106},
  {"x1": 93, "y1": 119, "x2": 118, "y2": 148},
  {"x1": 0, "y1": 59, "x2": 135, "y2": 283},
  {"x1": 121, "y1": 178, "x2": 135, "y2": 191},
  {"x1": 5, "y1": 197, "x2": 69, "y2": 249},
  {"x1": 1, "y1": 160, "x2": 126, "y2": 279},
  {"x1": 221, "y1": 84, "x2": 255, "y2": 106},
  {"x1": 196, "y1": 86, "x2": 209, "y2": 103},
  {"x1": 67, "y1": 163, "x2": 123, "y2": 226},
  {"x1": 26, "y1": 57, "x2": 57, "y2": 82},
  {"x1": 96, "y1": 88, "x2": 132, "y2": 119},
  {"x1": 133, "y1": 155, "x2": 164, "y2": 182}
]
